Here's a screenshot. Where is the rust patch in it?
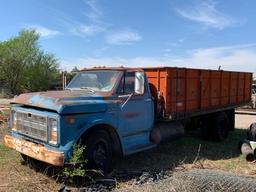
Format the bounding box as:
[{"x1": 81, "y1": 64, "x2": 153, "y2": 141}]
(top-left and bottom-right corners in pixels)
[
  {"x1": 65, "y1": 116, "x2": 76, "y2": 124},
  {"x1": 11, "y1": 90, "x2": 113, "y2": 107},
  {"x1": 12, "y1": 93, "x2": 32, "y2": 104},
  {"x1": 4, "y1": 135, "x2": 64, "y2": 166}
]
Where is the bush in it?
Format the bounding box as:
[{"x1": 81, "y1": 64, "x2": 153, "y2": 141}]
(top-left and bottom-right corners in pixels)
[{"x1": 63, "y1": 144, "x2": 87, "y2": 178}]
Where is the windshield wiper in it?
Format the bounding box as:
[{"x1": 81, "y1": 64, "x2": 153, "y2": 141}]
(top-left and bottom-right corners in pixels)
[{"x1": 79, "y1": 87, "x2": 95, "y2": 93}]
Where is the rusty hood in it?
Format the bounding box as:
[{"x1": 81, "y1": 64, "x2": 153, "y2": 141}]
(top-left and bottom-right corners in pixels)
[{"x1": 11, "y1": 90, "x2": 112, "y2": 114}]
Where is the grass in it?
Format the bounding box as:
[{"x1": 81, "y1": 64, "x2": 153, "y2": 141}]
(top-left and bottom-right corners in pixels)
[
  {"x1": 115, "y1": 128, "x2": 248, "y2": 173},
  {"x1": 0, "y1": 123, "x2": 15, "y2": 165},
  {"x1": 0, "y1": 120, "x2": 255, "y2": 191},
  {"x1": 0, "y1": 126, "x2": 59, "y2": 192},
  {"x1": 114, "y1": 128, "x2": 256, "y2": 191},
  {"x1": 0, "y1": 144, "x2": 15, "y2": 164}
]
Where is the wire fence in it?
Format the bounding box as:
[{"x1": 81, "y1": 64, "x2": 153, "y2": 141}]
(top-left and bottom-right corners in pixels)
[{"x1": 172, "y1": 169, "x2": 256, "y2": 192}]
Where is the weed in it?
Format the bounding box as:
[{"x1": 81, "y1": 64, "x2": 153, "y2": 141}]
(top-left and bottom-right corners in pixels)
[{"x1": 62, "y1": 144, "x2": 87, "y2": 178}]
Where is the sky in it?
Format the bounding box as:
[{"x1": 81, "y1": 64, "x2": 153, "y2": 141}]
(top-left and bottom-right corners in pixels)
[{"x1": 0, "y1": 0, "x2": 256, "y2": 76}]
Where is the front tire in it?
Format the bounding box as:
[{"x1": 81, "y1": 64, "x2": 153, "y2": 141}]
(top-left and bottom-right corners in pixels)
[
  {"x1": 85, "y1": 130, "x2": 113, "y2": 174},
  {"x1": 20, "y1": 154, "x2": 42, "y2": 169}
]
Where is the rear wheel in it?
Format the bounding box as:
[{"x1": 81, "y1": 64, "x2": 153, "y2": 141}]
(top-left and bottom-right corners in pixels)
[
  {"x1": 227, "y1": 109, "x2": 235, "y2": 131},
  {"x1": 200, "y1": 112, "x2": 229, "y2": 141},
  {"x1": 200, "y1": 115, "x2": 211, "y2": 140},
  {"x1": 212, "y1": 112, "x2": 229, "y2": 141},
  {"x1": 84, "y1": 130, "x2": 113, "y2": 174}
]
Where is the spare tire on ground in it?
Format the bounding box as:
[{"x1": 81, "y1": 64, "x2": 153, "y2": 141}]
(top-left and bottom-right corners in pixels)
[{"x1": 247, "y1": 123, "x2": 256, "y2": 141}]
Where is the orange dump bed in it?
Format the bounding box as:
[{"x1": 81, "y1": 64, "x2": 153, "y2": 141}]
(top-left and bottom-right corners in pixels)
[{"x1": 144, "y1": 67, "x2": 252, "y2": 119}]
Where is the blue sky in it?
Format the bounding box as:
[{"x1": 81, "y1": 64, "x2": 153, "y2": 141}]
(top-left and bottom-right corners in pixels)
[{"x1": 0, "y1": 0, "x2": 256, "y2": 75}]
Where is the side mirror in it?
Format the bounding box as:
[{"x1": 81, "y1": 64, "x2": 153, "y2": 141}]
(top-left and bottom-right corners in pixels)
[{"x1": 134, "y1": 72, "x2": 144, "y2": 95}]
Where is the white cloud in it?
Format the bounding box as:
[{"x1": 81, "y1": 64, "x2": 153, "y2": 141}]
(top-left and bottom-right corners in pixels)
[
  {"x1": 53, "y1": 1, "x2": 142, "y2": 44},
  {"x1": 72, "y1": 24, "x2": 105, "y2": 36},
  {"x1": 178, "y1": 38, "x2": 185, "y2": 43},
  {"x1": 106, "y1": 30, "x2": 141, "y2": 45},
  {"x1": 85, "y1": 0, "x2": 102, "y2": 23},
  {"x1": 28, "y1": 25, "x2": 61, "y2": 38},
  {"x1": 176, "y1": 0, "x2": 238, "y2": 30},
  {"x1": 53, "y1": 0, "x2": 107, "y2": 37},
  {"x1": 164, "y1": 49, "x2": 172, "y2": 53},
  {"x1": 178, "y1": 45, "x2": 256, "y2": 73},
  {"x1": 56, "y1": 16, "x2": 107, "y2": 37},
  {"x1": 60, "y1": 44, "x2": 256, "y2": 77}
]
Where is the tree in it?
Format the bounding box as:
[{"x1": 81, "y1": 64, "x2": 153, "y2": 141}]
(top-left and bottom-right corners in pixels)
[
  {"x1": 67, "y1": 66, "x2": 79, "y2": 84},
  {"x1": 0, "y1": 29, "x2": 60, "y2": 95},
  {"x1": 71, "y1": 66, "x2": 79, "y2": 73}
]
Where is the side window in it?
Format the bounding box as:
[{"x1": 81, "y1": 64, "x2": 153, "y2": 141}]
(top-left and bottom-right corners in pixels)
[
  {"x1": 116, "y1": 72, "x2": 135, "y2": 94},
  {"x1": 124, "y1": 72, "x2": 135, "y2": 94},
  {"x1": 116, "y1": 71, "x2": 144, "y2": 95}
]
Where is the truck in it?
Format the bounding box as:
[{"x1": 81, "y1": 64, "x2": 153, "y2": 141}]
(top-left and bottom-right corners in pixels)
[{"x1": 4, "y1": 67, "x2": 252, "y2": 173}]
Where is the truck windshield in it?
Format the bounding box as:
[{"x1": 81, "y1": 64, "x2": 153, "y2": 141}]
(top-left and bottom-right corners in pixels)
[{"x1": 67, "y1": 70, "x2": 122, "y2": 92}]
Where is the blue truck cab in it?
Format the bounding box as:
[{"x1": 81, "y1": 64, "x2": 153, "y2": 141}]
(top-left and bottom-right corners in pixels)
[{"x1": 4, "y1": 67, "x2": 157, "y2": 172}]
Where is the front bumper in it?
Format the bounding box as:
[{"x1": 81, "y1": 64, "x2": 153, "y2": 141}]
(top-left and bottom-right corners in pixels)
[{"x1": 4, "y1": 135, "x2": 64, "y2": 166}]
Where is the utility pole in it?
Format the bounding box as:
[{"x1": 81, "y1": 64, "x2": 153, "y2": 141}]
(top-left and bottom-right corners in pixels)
[{"x1": 62, "y1": 72, "x2": 67, "y2": 90}]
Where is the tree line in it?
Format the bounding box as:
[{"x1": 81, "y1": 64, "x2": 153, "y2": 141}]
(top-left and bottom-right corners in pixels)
[{"x1": 0, "y1": 29, "x2": 73, "y2": 96}]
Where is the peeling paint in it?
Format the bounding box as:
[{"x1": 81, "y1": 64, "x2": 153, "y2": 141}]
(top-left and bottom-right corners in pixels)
[{"x1": 4, "y1": 135, "x2": 64, "y2": 166}]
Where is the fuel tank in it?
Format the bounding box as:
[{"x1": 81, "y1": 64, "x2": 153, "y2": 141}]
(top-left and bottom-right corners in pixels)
[{"x1": 150, "y1": 122, "x2": 185, "y2": 144}]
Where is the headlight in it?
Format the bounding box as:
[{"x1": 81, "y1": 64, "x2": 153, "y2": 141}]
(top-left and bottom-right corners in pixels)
[
  {"x1": 49, "y1": 118, "x2": 58, "y2": 145},
  {"x1": 11, "y1": 110, "x2": 17, "y2": 131}
]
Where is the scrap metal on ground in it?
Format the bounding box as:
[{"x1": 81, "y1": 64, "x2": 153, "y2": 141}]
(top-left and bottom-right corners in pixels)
[
  {"x1": 252, "y1": 94, "x2": 256, "y2": 108},
  {"x1": 0, "y1": 106, "x2": 9, "y2": 124},
  {"x1": 240, "y1": 122, "x2": 256, "y2": 161}
]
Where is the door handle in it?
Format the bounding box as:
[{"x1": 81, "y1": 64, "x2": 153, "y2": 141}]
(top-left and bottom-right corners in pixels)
[{"x1": 144, "y1": 98, "x2": 152, "y2": 102}]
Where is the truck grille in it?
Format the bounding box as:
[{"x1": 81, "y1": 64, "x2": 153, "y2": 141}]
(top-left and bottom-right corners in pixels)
[{"x1": 16, "y1": 111, "x2": 48, "y2": 142}]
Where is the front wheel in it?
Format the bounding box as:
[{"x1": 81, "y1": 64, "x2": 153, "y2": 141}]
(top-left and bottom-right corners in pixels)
[
  {"x1": 20, "y1": 154, "x2": 43, "y2": 169},
  {"x1": 85, "y1": 130, "x2": 113, "y2": 174}
]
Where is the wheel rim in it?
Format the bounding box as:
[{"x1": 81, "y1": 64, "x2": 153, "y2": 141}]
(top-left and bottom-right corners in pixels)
[{"x1": 92, "y1": 141, "x2": 107, "y2": 167}]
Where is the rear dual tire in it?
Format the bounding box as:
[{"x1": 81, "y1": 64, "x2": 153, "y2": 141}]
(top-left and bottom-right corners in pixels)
[{"x1": 201, "y1": 112, "x2": 229, "y2": 141}]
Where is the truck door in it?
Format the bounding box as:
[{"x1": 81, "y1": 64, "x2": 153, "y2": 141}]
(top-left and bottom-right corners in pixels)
[{"x1": 117, "y1": 71, "x2": 155, "y2": 154}]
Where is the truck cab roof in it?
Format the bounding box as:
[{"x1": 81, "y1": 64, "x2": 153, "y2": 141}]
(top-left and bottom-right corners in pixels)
[{"x1": 80, "y1": 67, "x2": 144, "y2": 72}]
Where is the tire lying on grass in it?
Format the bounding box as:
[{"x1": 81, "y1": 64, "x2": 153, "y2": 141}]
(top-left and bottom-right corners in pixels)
[
  {"x1": 247, "y1": 122, "x2": 256, "y2": 141},
  {"x1": 240, "y1": 141, "x2": 254, "y2": 162}
]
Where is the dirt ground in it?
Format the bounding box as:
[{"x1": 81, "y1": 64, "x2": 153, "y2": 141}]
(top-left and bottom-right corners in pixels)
[
  {"x1": 0, "y1": 98, "x2": 10, "y2": 106},
  {"x1": 235, "y1": 114, "x2": 256, "y2": 129},
  {"x1": 0, "y1": 113, "x2": 256, "y2": 192}
]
